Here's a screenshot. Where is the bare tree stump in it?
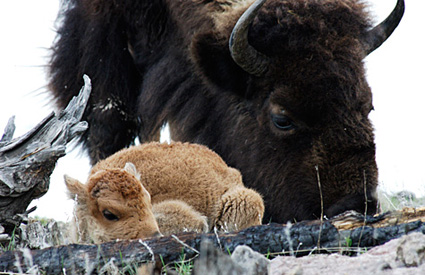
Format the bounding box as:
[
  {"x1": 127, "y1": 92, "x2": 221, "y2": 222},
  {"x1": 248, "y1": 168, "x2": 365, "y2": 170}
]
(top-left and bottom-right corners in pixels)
[{"x1": 0, "y1": 75, "x2": 91, "y2": 240}]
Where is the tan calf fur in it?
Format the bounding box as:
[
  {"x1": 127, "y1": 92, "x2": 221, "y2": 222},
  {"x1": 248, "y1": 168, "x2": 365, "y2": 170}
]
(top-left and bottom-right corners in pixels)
[{"x1": 66, "y1": 142, "x2": 264, "y2": 243}]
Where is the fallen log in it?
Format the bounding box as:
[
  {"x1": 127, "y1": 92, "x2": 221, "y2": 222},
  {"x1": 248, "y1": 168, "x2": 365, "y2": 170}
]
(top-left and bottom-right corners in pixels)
[
  {"x1": 0, "y1": 75, "x2": 91, "y2": 239},
  {"x1": 1, "y1": 207, "x2": 424, "y2": 274}
]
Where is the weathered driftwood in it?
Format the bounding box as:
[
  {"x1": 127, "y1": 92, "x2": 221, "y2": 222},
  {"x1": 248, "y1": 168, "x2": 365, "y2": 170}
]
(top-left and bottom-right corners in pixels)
[
  {"x1": 1, "y1": 208, "x2": 424, "y2": 274},
  {"x1": 0, "y1": 75, "x2": 91, "y2": 239}
]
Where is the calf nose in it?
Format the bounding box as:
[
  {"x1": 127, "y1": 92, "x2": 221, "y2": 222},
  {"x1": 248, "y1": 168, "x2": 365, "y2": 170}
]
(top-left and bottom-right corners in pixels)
[
  {"x1": 140, "y1": 230, "x2": 163, "y2": 239},
  {"x1": 153, "y1": 231, "x2": 163, "y2": 238}
]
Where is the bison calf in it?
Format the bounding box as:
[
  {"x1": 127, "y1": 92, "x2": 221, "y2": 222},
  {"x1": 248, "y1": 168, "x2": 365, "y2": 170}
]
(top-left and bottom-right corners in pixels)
[{"x1": 65, "y1": 142, "x2": 264, "y2": 243}]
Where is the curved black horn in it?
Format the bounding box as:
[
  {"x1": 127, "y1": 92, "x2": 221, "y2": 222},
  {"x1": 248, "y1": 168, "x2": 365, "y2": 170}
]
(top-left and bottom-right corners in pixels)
[
  {"x1": 364, "y1": 0, "x2": 405, "y2": 56},
  {"x1": 229, "y1": 0, "x2": 270, "y2": 77}
]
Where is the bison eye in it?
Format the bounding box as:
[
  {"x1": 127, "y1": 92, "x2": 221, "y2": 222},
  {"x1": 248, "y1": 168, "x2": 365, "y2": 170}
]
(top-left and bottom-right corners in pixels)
[
  {"x1": 102, "y1": 210, "x2": 119, "y2": 221},
  {"x1": 271, "y1": 113, "x2": 295, "y2": 131}
]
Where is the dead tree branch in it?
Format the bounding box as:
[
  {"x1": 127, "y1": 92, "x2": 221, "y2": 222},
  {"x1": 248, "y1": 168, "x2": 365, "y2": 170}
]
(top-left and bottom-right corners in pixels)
[{"x1": 0, "y1": 75, "x2": 91, "y2": 237}]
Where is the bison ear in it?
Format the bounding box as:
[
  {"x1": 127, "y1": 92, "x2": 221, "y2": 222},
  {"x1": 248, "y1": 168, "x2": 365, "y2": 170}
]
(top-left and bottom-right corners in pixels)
[
  {"x1": 124, "y1": 162, "x2": 141, "y2": 181},
  {"x1": 64, "y1": 175, "x2": 88, "y2": 202},
  {"x1": 191, "y1": 32, "x2": 249, "y2": 97}
]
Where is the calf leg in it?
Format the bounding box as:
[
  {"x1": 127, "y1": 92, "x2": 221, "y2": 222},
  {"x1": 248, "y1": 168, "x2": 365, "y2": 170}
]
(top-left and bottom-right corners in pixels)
[
  {"x1": 152, "y1": 200, "x2": 208, "y2": 235},
  {"x1": 215, "y1": 187, "x2": 264, "y2": 232}
]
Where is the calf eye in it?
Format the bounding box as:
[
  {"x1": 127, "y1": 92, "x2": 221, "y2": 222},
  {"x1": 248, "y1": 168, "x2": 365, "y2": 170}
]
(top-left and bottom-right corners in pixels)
[
  {"x1": 103, "y1": 210, "x2": 119, "y2": 221},
  {"x1": 271, "y1": 113, "x2": 295, "y2": 131}
]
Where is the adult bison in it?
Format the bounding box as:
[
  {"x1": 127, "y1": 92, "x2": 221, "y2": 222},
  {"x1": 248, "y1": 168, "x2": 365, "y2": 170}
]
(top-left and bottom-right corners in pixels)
[{"x1": 49, "y1": 0, "x2": 404, "y2": 223}]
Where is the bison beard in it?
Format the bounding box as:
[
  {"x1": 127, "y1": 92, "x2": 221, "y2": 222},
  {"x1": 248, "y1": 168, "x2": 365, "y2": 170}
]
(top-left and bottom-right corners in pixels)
[{"x1": 48, "y1": 0, "x2": 404, "y2": 223}]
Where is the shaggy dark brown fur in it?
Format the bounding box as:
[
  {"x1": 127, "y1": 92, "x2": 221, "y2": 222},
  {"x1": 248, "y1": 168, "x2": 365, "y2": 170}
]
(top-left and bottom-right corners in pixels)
[{"x1": 49, "y1": 0, "x2": 403, "y2": 223}]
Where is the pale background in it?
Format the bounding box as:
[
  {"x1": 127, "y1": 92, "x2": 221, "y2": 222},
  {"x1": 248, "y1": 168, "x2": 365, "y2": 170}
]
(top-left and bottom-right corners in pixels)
[{"x1": 0, "y1": 0, "x2": 423, "y2": 222}]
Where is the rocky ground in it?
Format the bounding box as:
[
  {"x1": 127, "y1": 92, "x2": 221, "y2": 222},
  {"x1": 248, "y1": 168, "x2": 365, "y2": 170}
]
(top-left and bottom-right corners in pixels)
[
  {"x1": 191, "y1": 231, "x2": 425, "y2": 275},
  {"x1": 269, "y1": 232, "x2": 425, "y2": 274}
]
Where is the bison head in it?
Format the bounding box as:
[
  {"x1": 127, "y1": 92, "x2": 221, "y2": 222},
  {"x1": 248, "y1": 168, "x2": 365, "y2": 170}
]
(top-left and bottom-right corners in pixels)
[{"x1": 191, "y1": 0, "x2": 404, "y2": 222}]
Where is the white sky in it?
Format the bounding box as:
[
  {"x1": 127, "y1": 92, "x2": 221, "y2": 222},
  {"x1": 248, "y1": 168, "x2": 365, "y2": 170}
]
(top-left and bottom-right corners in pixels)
[{"x1": 0, "y1": 0, "x2": 424, "y2": 222}]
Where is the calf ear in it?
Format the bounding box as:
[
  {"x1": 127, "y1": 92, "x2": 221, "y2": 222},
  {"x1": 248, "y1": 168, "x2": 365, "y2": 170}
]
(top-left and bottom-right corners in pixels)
[
  {"x1": 124, "y1": 162, "x2": 151, "y2": 201},
  {"x1": 191, "y1": 32, "x2": 249, "y2": 97},
  {"x1": 64, "y1": 175, "x2": 87, "y2": 202},
  {"x1": 124, "y1": 162, "x2": 141, "y2": 181},
  {"x1": 140, "y1": 184, "x2": 151, "y2": 202}
]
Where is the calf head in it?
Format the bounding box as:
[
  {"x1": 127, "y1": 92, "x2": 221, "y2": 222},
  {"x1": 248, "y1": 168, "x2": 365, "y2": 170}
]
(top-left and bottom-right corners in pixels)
[{"x1": 65, "y1": 163, "x2": 161, "y2": 243}]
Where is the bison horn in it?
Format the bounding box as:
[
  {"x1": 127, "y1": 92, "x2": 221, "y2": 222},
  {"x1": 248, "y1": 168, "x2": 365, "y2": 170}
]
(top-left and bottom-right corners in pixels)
[
  {"x1": 229, "y1": 0, "x2": 270, "y2": 77},
  {"x1": 363, "y1": 0, "x2": 405, "y2": 56}
]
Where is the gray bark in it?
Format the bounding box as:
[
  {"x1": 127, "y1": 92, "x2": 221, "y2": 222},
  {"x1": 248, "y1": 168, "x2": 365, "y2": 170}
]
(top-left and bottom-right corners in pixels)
[{"x1": 0, "y1": 75, "x2": 91, "y2": 237}]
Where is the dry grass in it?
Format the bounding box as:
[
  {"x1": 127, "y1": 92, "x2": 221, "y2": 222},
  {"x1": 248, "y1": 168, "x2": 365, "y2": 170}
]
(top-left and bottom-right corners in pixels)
[{"x1": 378, "y1": 189, "x2": 425, "y2": 213}]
